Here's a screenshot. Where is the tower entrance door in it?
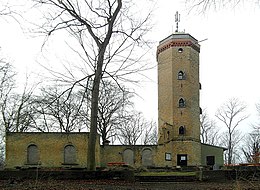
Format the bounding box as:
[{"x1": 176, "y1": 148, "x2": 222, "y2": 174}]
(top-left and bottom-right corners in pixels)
[{"x1": 177, "y1": 154, "x2": 187, "y2": 166}]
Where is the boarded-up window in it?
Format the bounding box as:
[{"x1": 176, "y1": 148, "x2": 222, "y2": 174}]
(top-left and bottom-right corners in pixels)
[
  {"x1": 64, "y1": 145, "x2": 77, "y2": 164},
  {"x1": 123, "y1": 149, "x2": 134, "y2": 165},
  {"x1": 142, "y1": 149, "x2": 153, "y2": 166},
  {"x1": 27, "y1": 144, "x2": 39, "y2": 164}
]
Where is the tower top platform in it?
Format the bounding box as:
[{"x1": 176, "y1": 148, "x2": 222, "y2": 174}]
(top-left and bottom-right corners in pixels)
[
  {"x1": 159, "y1": 32, "x2": 198, "y2": 45},
  {"x1": 157, "y1": 33, "x2": 200, "y2": 56}
]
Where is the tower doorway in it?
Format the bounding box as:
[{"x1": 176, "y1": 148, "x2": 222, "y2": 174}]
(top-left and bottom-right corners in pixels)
[{"x1": 177, "y1": 154, "x2": 187, "y2": 166}]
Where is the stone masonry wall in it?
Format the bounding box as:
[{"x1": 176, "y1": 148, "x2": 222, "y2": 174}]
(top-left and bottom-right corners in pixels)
[{"x1": 5, "y1": 132, "x2": 100, "y2": 169}]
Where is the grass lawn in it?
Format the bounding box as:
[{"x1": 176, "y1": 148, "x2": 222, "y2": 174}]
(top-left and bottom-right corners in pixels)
[{"x1": 135, "y1": 171, "x2": 197, "y2": 176}]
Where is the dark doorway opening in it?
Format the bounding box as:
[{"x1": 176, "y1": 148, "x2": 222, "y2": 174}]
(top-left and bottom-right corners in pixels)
[
  {"x1": 206, "y1": 156, "x2": 215, "y2": 166},
  {"x1": 177, "y1": 154, "x2": 187, "y2": 166}
]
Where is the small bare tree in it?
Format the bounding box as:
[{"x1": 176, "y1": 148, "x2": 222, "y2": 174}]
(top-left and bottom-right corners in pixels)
[
  {"x1": 221, "y1": 129, "x2": 244, "y2": 164},
  {"x1": 2, "y1": 83, "x2": 37, "y2": 132},
  {"x1": 35, "y1": 85, "x2": 86, "y2": 132},
  {"x1": 200, "y1": 109, "x2": 220, "y2": 145},
  {"x1": 117, "y1": 112, "x2": 145, "y2": 146},
  {"x1": 242, "y1": 102, "x2": 260, "y2": 163},
  {"x1": 96, "y1": 80, "x2": 133, "y2": 145},
  {"x1": 0, "y1": 58, "x2": 16, "y2": 168},
  {"x1": 216, "y1": 98, "x2": 248, "y2": 164},
  {"x1": 141, "y1": 121, "x2": 157, "y2": 145},
  {"x1": 242, "y1": 127, "x2": 260, "y2": 164}
]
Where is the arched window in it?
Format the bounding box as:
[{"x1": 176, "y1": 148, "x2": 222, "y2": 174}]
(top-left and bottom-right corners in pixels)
[
  {"x1": 123, "y1": 149, "x2": 134, "y2": 165},
  {"x1": 27, "y1": 144, "x2": 39, "y2": 164},
  {"x1": 179, "y1": 98, "x2": 185, "y2": 108},
  {"x1": 179, "y1": 126, "x2": 185, "y2": 135},
  {"x1": 64, "y1": 145, "x2": 77, "y2": 164},
  {"x1": 178, "y1": 71, "x2": 185, "y2": 80},
  {"x1": 142, "y1": 148, "x2": 153, "y2": 166}
]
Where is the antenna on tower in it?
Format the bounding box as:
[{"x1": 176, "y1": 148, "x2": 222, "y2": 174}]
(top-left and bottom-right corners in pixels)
[{"x1": 175, "y1": 11, "x2": 180, "y2": 33}]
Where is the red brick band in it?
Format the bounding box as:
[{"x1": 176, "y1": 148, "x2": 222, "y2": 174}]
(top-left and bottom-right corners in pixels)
[{"x1": 157, "y1": 40, "x2": 200, "y2": 55}]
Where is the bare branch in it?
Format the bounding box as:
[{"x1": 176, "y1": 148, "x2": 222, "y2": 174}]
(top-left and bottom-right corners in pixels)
[{"x1": 216, "y1": 98, "x2": 248, "y2": 164}]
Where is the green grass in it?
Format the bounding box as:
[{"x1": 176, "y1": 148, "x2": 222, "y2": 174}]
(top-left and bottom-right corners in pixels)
[{"x1": 136, "y1": 171, "x2": 197, "y2": 176}]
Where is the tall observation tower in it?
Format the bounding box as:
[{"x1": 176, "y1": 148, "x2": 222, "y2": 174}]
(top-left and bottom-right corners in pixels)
[{"x1": 156, "y1": 12, "x2": 202, "y2": 166}]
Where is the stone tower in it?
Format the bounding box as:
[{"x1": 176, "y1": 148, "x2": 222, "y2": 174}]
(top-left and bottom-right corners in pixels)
[{"x1": 157, "y1": 32, "x2": 201, "y2": 166}]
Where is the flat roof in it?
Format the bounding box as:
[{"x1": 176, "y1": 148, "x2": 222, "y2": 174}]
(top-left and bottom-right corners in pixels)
[
  {"x1": 159, "y1": 32, "x2": 198, "y2": 45},
  {"x1": 201, "y1": 143, "x2": 228, "y2": 151}
]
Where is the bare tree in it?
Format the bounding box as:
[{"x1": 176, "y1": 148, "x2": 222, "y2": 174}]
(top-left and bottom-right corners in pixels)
[
  {"x1": 0, "y1": 58, "x2": 16, "y2": 132},
  {"x1": 186, "y1": 0, "x2": 260, "y2": 13},
  {"x1": 200, "y1": 109, "x2": 220, "y2": 145},
  {"x1": 33, "y1": 80, "x2": 134, "y2": 136},
  {"x1": 97, "y1": 80, "x2": 133, "y2": 145},
  {"x1": 241, "y1": 102, "x2": 260, "y2": 163},
  {"x1": 141, "y1": 121, "x2": 157, "y2": 145},
  {"x1": 2, "y1": 81, "x2": 37, "y2": 132},
  {"x1": 117, "y1": 112, "x2": 145, "y2": 146},
  {"x1": 0, "y1": 58, "x2": 39, "y2": 133},
  {"x1": 0, "y1": 58, "x2": 16, "y2": 168},
  {"x1": 221, "y1": 129, "x2": 244, "y2": 164},
  {"x1": 117, "y1": 112, "x2": 157, "y2": 145},
  {"x1": 215, "y1": 98, "x2": 248, "y2": 164},
  {"x1": 35, "y1": 85, "x2": 87, "y2": 132},
  {"x1": 33, "y1": 0, "x2": 152, "y2": 170},
  {"x1": 242, "y1": 127, "x2": 260, "y2": 164},
  {"x1": 0, "y1": 59, "x2": 16, "y2": 103}
]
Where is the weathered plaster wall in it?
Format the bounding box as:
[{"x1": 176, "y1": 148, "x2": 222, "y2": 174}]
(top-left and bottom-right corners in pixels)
[{"x1": 201, "y1": 144, "x2": 225, "y2": 167}]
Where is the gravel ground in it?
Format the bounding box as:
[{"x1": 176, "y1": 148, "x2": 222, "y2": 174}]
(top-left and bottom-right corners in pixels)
[{"x1": 1, "y1": 179, "x2": 260, "y2": 190}]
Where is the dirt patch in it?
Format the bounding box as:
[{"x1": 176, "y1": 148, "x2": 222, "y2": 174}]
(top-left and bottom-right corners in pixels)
[{"x1": 1, "y1": 179, "x2": 260, "y2": 190}]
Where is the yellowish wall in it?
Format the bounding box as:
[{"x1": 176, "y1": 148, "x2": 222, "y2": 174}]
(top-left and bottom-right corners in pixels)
[
  {"x1": 101, "y1": 145, "x2": 157, "y2": 168},
  {"x1": 5, "y1": 132, "x2": 100, "y2": 169},
  {"x1": 5, "y1": 132, "x2": 224, "y2": 169}
]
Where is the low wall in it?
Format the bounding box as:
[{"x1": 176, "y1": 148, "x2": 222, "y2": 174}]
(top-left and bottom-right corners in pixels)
[
  {"x1": 1, "y1": 169, "x2": 260, "y2": 182},
  {"x1": 202, "y1": 169, "x2": 260, "y2": 181},
  {"x1": 0, "y1": 170, "x2": 134, "y2": 181}
]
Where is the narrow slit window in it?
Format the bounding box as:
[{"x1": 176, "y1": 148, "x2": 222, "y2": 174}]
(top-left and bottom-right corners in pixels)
[
  {"x1": 179, "y1": 126, "x2": 185, "y2": 135},
  {"x1": 179, "y1": 98, "x2": 185, "y2": 108}
]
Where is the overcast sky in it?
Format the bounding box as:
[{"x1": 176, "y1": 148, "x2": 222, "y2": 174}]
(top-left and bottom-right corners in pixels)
[{"x1": 1, "y1": 0, "x2": 260, "y2": 131}]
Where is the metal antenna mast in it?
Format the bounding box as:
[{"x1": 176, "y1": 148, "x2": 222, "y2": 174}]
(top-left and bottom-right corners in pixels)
[{"x1": 175, "y1": 11, "x2": 180, "y2": 33}]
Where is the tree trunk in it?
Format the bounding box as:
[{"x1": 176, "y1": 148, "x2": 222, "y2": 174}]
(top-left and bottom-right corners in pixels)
[
  {"x1": 86, "y1": 0, "x2": 122, "y2": 171},
  {"x1": 87, "y1": 48, "x2": 105, "y2": 171}
]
